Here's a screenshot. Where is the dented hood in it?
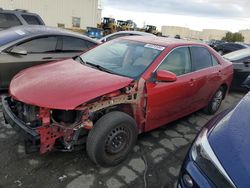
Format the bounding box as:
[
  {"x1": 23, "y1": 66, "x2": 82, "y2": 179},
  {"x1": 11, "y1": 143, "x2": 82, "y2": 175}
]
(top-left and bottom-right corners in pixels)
[{"x1": 10, "y1": 59, "x2": 133, "y2": 109}]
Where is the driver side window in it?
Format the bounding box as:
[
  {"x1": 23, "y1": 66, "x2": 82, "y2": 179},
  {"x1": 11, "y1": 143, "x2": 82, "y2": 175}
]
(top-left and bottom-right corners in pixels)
[
  {"x1": 158, "y1": 47, "x2": 191, "y2": 76},
  {"x1": 17, "y1": 36, "x2": 58, "y2": 53}
]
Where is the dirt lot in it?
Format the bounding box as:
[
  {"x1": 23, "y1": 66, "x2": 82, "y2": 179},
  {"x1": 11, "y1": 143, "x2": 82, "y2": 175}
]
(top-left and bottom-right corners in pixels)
[{"x1": 0, "y1": 91, "x2": 245, "y2": 188}]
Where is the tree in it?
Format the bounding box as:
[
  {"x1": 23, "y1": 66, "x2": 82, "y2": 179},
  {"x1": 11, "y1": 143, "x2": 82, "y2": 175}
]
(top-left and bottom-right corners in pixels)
[{"x1": 222, "y1": 32, "x2": 244, "y2": 42}]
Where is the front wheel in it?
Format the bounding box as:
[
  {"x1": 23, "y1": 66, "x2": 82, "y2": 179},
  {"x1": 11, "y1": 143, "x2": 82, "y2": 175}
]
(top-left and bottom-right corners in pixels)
[
  {"x1": 86, "y1": 111, "x2": 138, "y2": 167},
  {"x1": 204, "y1": 87, "x2": 225, "y2": 115}
]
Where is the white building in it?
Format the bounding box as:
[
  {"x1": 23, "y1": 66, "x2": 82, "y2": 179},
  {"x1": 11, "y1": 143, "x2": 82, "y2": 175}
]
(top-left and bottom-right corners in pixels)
[
  {"x1": 161, "y1": 26, "x2": 230, "y2": 41},
  {"x1": 0, "y1": 0, "x2": 102, "y2": 30},
  {"x1": 239, "y1": 30, "x2": 250, "y2": 43}
]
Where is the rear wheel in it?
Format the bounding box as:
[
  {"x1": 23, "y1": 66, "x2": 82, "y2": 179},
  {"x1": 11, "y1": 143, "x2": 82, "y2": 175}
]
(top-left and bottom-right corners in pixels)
[
  {"x1": 204, "y1": 87, "x2": 225, "y2": 115},
  {"x1": 87, "y1": 111, "x2": 138, "y2": 167}
]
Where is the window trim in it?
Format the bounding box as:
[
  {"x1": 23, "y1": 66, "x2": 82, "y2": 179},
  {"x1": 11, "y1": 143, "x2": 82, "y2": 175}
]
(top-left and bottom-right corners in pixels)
[
  {"x1": 153, "y1": 46, "x2": 193, "y2": 77},
  {"x1": 211, "y1": 54, "x2": 220, "y2": 66},
  {"x1": 153, "y1": 45, "x2": 221, "y2": 78},
  {"x1": 190, "y1": 46, "x2": 214, "y2": 72},
  {"x1": 189, "y1": 46, "x2": 222, "y2": 72},
  {"x1": 60, "y1": 36, "x2": 91, "y2": 53},
  {"x1": 9, "y1": 35, "x2": 60, "y2": 54}
]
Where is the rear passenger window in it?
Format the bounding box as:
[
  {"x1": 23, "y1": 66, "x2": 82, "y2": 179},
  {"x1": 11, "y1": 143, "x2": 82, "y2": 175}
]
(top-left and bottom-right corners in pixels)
[
  {"x1": 158, "y1": 47, "x2": 192, "y2": 76},
  {"x1": 190, "y1": 47, "x2": 212, "y2": 71},
  {"x1": 211, "y1": 55, "x2": 219, "y2": 66},
  {"x1": 62, "y1": 36, "x2": 89, "y2": 52},
  {"x1": 0, "y1": 13, "x2": 21, "y2": 28},
  {"x1": 21, "y1": 15, "x2": 43, "y2": 25}
]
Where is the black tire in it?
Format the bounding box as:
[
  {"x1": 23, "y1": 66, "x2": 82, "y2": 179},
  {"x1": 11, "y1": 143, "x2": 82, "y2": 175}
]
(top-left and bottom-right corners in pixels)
[
  {"x1": 86, "y1": 111, "x2": 138, "y2": 167},
  {"x1": 204, "y1": 87, "x2": 225, "y2": 115}
]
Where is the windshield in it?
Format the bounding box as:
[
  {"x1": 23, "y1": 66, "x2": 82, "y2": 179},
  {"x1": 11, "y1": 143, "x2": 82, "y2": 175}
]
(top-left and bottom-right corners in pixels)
[
  {"x1": 80, "y1": 39, "x2": 164, "y2": 78},
  {"x1": 223, "y1": 48, "x2": 250, "y2": 61},
  {"x1": 0, "y1": 29, "x2": 28, "y2": 46}
]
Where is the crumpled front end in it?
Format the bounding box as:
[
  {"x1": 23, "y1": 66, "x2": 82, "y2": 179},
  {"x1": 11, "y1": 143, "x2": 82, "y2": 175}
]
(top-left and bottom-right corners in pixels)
[
  {"x1": 1, "y1": 95, "x2": 90, "y2": 154},
  {"x1": 2, "y1": 80, "x2": 146, "y2": 154}
]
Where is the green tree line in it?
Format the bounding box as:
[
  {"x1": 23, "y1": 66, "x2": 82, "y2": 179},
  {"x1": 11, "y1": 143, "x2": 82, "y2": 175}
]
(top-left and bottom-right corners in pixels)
[{"x1": 222, "y1": 32, "x2": 244, "y2": 42}]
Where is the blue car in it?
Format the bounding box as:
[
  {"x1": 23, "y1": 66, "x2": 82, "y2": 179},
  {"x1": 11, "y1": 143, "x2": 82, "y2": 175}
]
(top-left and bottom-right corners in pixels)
[
  {"x1": 85, "y1": 27, "x2": 103, "y2": 39},
  {"x1": 178, "y1": 76, "x2": 250, "y2": 188}
]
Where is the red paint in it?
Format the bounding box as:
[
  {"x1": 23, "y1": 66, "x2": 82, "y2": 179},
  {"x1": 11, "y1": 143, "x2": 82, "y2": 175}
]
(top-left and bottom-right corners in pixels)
[
  {"x1": 37, "y1": 125, "x2": 65, "y2": 154},
  {"x1": 9, "y1": 59, "x2": 133, "y2": 110},
  {"x1": 8, "y1": 37, "x2": 233, "y2": 153},
  {"x1": 155, "y1": 70, "x2": 177, "y2": 82}
]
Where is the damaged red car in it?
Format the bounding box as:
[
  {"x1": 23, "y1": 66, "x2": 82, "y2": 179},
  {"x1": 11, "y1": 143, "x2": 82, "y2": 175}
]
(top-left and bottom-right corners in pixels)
[{"x1": 2, "y1": 36, "x2": 233, "y2": 166}]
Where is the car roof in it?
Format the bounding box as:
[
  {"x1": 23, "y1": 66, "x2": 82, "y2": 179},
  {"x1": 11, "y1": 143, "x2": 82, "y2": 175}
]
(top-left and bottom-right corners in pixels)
[
  {"x1": 99, "y1": 31, "x2": 155, "y2": 42},
  {"x1": 108, "y1": 31, "x2": 155, "y2": 36},
  {"x1": 4, "y1": 25, "x2": 100, "y2": 44},
  {"x1": 0, "y1": 8, "x2": 39, "y2": 15},
  {"x1": 121, "y1": 35, "x2": 203, "y2": 47}
]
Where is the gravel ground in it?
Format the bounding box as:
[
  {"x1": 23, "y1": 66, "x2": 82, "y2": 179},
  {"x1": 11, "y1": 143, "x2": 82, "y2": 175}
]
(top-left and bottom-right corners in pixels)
[{"x1": 0, "y1": 91, "x2": 245, "y2": 188}]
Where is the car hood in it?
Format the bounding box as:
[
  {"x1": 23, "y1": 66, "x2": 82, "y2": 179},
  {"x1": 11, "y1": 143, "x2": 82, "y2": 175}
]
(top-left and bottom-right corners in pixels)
[
  {"x1": 208, "y1": 92, "x2": 250, "y2": 187},
  {"x1": 10, "y1": 59, "x2": 133, "y2": 109}
]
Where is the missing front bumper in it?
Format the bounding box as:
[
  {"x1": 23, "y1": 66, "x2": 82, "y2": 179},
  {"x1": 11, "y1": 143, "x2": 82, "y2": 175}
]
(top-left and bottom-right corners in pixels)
[{"x1": 1, "y1": 95, "x2": 40, "y2": 141}]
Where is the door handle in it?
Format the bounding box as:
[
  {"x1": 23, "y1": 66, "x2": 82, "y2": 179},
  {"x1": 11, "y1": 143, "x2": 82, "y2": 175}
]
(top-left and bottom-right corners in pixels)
[
  {"x1": 212, "y1": 70, "x2": 222, "y2": 75},
  {"x1": 188, "y1": 78, "x2": 195, "y2": 86}
]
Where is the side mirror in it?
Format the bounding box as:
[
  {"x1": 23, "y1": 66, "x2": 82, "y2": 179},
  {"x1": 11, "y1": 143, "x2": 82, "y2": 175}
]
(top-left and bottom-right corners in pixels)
[
  {"x1": 9, "y1": 46, "x2": 27, "y2": 55},
  {"x1": 242, "y1": 75, "x2": 250, "y2": 90},
  {"x1": 155, "y1": 70, "x2": 177, "y2": 82}
]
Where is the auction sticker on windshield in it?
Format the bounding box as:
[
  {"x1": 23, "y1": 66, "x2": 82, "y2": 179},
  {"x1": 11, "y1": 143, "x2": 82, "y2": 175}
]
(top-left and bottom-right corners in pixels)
[{"x1": 144, "y1": 44, "x2": 165, "y2": 51}]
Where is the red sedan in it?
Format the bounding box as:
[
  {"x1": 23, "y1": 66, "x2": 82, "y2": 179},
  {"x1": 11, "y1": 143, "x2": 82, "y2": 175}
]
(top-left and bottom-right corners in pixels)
[{"x1": 2, "y1": 36, "x2": 233, "y2": 166}]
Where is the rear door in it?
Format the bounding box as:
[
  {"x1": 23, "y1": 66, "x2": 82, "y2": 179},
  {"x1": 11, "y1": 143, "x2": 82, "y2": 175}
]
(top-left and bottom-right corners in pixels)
[
  {"x1": 145, "y1": 46, "x2": 196, "y2": 131},
  {"x1": 0, "y1": 35, "x2": 59, "y2": 88},
  {"x1": 189, "y1": 46, "x2": 222, "y2": 107}
]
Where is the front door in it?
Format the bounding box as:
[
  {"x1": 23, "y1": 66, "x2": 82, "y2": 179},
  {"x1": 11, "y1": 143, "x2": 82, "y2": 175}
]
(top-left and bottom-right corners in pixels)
[
  {"x1": 145, "y1": 46, "x2": 196, "y2": 131},
  {"x1": 0, "y1": 36, "x2": 60, "y2": 89}
]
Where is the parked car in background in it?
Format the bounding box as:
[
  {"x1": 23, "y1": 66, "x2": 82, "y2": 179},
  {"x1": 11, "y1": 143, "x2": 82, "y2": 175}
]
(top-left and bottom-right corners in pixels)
[
  {"x1": 99, "y1": 30, "x2": 155, "y2": 42},
  {"x1": 0, "y1": 25, "x2": 100, "y2": 89},
  {"x1": 178, "y1": 77, "x2": 250, "y2": 188},
  {"x1": 223, "y1": 48, "x2": 250, "y2": 90},
  {"x1": 2, "y1": 36, "x2": 233, "y2": 167},
  {"x1": 214, "y1": 42, "x2": 249, "y2": 55},
  {"x1": 0, "y1": 8, "x2": 44, "y2": 30},
  {"x1": 85, "y1": 27, "x2": 103, "y2": 39},
  {"x1": 207, "y1": 40, "x2": 225, "y2": 48}
]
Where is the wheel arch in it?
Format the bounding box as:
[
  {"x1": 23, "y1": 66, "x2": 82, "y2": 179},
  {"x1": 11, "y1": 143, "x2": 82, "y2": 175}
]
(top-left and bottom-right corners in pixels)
[
  {"x1": 220, "y1": 83, "x2": 228, "y2": 99},
  {"x1": 92, "y1": 103, "x2": 136, "y2": 123}
]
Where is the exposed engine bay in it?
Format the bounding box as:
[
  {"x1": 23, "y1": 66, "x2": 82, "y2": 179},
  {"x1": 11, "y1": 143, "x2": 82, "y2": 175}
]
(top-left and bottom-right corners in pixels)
[{"x1": 4, "y1": 81, "x2": 145, "y2": 154}]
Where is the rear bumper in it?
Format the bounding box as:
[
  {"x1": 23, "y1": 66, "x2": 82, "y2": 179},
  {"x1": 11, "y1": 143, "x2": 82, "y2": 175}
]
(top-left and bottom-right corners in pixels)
[{"x1": 1, "y1": 95, "x2": 40, "y2": 142}]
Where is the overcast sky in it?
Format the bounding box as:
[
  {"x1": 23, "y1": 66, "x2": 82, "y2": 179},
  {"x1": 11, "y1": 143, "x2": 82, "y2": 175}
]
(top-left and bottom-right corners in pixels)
[{"x1": 102, "y1": 0, "x2": 250, "y2": 32}]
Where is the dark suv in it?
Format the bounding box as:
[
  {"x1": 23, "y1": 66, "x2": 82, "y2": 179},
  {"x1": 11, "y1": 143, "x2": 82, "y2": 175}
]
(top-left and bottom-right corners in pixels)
[{"x1": 0, "y1": 8, "x2": 45, "y2": 30}]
